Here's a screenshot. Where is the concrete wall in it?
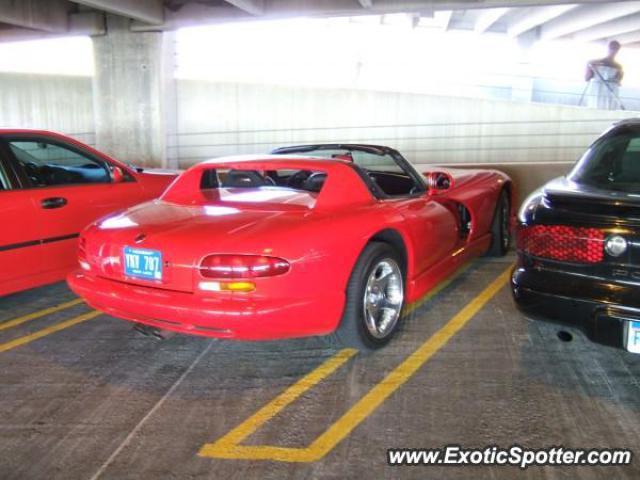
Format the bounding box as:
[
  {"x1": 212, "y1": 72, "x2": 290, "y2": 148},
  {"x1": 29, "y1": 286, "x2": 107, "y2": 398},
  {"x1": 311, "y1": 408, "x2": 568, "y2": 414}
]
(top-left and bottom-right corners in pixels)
[
  {"x1": 0, "y1": 72, "x2": 95, "y2": 146},
  {"x1": 532, "y1": 78, "x2": 640, "y2": 112},
  {"x1": 174, "y1": 80, "x2": 634, "y2": 199},
  {"x1": 174, "y1": 79, "x2": 633, "y2": 166},
  {"x1": 0, "y1": 72, "x2": 635, "y2": 201}
]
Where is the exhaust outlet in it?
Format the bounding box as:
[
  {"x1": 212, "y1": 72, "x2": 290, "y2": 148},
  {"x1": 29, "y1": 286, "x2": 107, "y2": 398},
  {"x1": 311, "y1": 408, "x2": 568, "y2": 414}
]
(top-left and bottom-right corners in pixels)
[
  {"x1": 557, "y1": 330, "x2": 573, "y2": 342},
  {"x1": 133, "y1": 323, "x2": 176, "y2": 340}
]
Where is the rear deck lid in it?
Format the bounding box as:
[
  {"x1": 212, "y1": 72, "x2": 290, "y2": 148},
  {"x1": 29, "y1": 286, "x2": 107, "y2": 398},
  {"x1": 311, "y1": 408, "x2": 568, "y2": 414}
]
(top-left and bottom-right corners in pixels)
[
  {"x1": 542, "y1": 177, "x2": 640, "y2": 225},
  {"x1": 85, "y1": 198, "x2": 310, "y2": 293}
]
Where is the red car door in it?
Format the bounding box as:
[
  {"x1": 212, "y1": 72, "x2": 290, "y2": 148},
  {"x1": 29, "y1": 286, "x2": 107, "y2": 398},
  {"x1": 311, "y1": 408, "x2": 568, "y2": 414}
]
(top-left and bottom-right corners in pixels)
[
  {"x1": 391, "y1": 195, "x2": 459, "y2": 278},
  {"x1": 4, "y1": 136, "x2": 147, "y2": 276},
  {"x1": 0, "y1": 148, "x2": 44, "y2": 295}
]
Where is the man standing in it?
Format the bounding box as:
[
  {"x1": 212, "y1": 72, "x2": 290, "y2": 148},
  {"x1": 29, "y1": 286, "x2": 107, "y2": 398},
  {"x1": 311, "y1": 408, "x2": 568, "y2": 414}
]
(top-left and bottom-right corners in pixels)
[{"x1": 584, "y1": 40, "x2": 624, "y2": 110}]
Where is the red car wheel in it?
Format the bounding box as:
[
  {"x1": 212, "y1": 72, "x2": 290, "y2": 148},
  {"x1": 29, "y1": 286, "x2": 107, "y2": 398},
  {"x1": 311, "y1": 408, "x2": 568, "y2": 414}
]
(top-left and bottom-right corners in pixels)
[{"x1": 331, "y1": 242, "x2": 405, "y2": 350}]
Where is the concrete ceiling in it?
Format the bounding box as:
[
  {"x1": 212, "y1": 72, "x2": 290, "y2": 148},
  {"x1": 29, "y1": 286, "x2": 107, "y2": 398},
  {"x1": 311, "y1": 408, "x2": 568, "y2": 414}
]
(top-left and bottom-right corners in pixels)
[{"x1": 0, "y1": 0, "x2": 639, "y2": 47}]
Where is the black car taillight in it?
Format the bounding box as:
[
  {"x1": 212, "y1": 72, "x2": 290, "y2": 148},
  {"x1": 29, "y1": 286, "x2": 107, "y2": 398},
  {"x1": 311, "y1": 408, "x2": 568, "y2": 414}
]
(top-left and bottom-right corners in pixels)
[{"x1": 517, "y1": 225, "x2": 604, "y2": 264}]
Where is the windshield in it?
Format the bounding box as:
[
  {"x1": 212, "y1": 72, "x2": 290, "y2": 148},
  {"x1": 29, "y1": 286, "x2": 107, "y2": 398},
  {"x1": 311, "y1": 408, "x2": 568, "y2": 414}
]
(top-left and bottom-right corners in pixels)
[
  {"x1": 271, "y1": 145, "x2": 425, "y2": 196},
  {"x1": 274, "y1": 146, "x2": 404, "y2": 174},
  {"x1": 569, "y1": 132, "x2": 640, "y2": 193}
]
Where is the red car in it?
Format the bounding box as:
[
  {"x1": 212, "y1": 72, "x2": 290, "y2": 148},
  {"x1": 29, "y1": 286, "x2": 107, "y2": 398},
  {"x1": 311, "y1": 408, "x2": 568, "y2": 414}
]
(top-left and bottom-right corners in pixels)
[
  {"x1": 68, "y1": 144, "x2": 512, "y2": 349},
  {"x1": 0, "y1": 129, "x2": 178, "y2": 296}
]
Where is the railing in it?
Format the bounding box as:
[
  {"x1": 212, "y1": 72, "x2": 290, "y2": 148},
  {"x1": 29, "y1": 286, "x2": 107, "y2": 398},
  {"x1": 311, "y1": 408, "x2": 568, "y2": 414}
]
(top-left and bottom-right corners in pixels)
[{"x1": 168, "y1": 117, "x2": 627, "y2": 168}]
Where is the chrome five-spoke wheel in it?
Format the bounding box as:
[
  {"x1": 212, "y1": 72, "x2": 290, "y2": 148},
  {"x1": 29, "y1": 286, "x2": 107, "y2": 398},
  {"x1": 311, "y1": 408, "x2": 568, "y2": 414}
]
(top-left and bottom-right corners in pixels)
[{"x1": 362, "y1": 258, "x2": 404, "y2": 339}]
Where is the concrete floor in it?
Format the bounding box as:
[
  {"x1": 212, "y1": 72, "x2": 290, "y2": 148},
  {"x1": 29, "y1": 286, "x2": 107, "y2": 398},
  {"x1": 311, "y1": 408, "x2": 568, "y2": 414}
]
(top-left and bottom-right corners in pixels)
[{"x1": 1, "y1": 255, "x2": 639, "y2": 479}]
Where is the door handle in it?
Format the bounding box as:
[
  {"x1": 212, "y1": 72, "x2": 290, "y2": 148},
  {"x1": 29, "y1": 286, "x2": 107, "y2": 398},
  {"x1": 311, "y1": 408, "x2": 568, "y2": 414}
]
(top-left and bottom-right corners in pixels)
[{"x1": 41, "y1": 197, "x2": 68, "y2": 209}]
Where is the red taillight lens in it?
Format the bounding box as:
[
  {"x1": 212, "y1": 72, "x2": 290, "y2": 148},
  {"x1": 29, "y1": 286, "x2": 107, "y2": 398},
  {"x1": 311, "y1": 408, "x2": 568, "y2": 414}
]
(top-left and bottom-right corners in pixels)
[
  {"x1": 517, "y1": 225, "x2": 604, "y2": 264},
  {"x1": 199, "y1": 255, "x2": 290, "y2": 279},
  {"x1": 78, "y1": 237, "x2": 87, "y2": 258}
]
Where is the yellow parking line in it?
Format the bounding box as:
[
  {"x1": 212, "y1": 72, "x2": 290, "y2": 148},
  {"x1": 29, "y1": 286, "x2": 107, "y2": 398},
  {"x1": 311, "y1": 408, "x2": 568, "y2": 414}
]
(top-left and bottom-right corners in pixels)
[
  {"x1": 199, "y1": 264, "x2": 512, "y2": 462},
  {"x1": 403, "y1": 262, "x2": 472, "y2": 315},
  {"x1": 0, "y1": 298, "x2": 83, "y2": 332},
  {"x1": 0, "y1": 310, "x2": 101, "y2": 354},
  {"x1": 203, "y1": 348, "x2": 357, "y2": 455}
]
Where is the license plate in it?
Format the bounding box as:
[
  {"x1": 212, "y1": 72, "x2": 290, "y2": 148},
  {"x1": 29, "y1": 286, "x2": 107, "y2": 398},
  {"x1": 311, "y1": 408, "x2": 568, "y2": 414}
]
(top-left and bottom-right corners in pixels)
[
  {"x1": 626, "y1": 321, "x2": 640, "y2": 354},
  {"x1": 123, "y1": 247, "x2": 162, "y2": 281}
]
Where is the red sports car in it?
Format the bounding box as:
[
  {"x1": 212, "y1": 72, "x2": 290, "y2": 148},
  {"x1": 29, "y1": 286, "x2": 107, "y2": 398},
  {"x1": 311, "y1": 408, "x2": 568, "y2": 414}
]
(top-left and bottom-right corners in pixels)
[
  {"x1": 0, "y1": 129, "x2": 178, "y2": 296},
  {"x1": 68, "y1": 144, "x2": 512, "y2": 349}
]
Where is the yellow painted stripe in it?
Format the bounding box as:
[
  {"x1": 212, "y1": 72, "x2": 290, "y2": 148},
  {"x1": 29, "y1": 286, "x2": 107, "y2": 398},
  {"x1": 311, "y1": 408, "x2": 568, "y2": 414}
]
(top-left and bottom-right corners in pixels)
[
  {"x1": 205, "y1": 262, "x2": 475, "y2": 459},
  {"x1": 0, "y1": 298, "x2": 83, "y2": 332},
  {"x1": 200, "y1": 348, "x2": 357, "y2": 456},
  {"x1": 199, "y1": 264, "x2": 512, "y2": 462},
  {"x1": 306, "y1": 266, "x2": 512, "y2": 460},
  {"x1": 0, "y1": 310, "x2": 101, "y2": 354},
  {"x1": 403, "y1": 262, "x2": 473, "y2": 315}
]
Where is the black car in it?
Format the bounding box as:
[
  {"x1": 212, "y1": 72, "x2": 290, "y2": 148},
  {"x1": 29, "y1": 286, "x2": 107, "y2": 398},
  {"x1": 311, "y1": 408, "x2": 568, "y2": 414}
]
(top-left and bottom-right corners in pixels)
[{"x1": 512, "y1": 118, "x2": 640, "y2": 353}]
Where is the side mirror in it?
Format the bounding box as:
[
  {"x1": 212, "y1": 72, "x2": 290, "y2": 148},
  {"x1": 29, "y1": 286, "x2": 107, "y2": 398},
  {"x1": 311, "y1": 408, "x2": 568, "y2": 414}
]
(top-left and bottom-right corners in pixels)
[
  {"x1": 424, "y1": 171, "x2": 454, "y2": 195},
  {"x1": 111, "y1": 166, "x2": 125, "y2": 183}
]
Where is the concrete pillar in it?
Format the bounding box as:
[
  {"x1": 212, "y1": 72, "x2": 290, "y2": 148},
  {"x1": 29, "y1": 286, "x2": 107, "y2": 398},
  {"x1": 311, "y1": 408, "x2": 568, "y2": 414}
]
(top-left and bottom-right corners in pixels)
[
  {"x1": 510, "y1": 32, "x2": 536, "y2": 103},
  {"x1": 92, "y1": 14, "x2": 177, "y2": 168},
  {"x1": 511, "y1": 67, "x2": 534, "y2": 103}
]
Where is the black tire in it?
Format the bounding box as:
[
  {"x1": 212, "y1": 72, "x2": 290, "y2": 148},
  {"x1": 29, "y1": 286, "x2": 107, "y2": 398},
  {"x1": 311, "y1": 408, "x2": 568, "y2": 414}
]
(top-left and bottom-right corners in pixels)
[
  {"x1": 486, "y1": 189, "x2": 511, "y2": 257},
  {"x1": 329, "y1": 242, "x2": 405, "y2": 350}
]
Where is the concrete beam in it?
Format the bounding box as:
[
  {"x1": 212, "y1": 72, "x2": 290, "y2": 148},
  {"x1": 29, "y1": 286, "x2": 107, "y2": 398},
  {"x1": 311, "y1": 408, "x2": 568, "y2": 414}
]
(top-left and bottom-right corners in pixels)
[
  {"x1": 261, "y1": 0, "x2": 624, "y2": 16},
  {"x1": 223, "y1": 0, "x2": 265, "y2": 16},
  {"x1": 540, "y1": 1, "x2": 640, "y2": 41},
  {"x1": 133, "y1": 1, "x2": 463, "y2": 31},
  {"x1": 69, "y1": 11, "x2": 106, "y2": 35},
  {"x1": 134, "y1": 0, "x2": 624, "y2": 32},
  {"x1": 416, "y1": 10, "x2": 451, "y2": 29},
  {"x1": 440, "y1": 10, "x2": 453, "y2": 30},
  {"x1": 358, "y1": 0, "x2": 374, "y2": 8},
  {"x1": 0, "y1": 28, "x2": 52, "y2": 42},
  {"x1": 0, "y1": 0, "x2": 70, "y2": 33},
  {"x1": 614, "y1": 29, "x2": 640, "y2": 45},
  {"x1": 131, "y1": 4, "x2": 247, "y2": 31},
  {"x1": 474, "y1": 7, "x2": 510, "y2": 33},
  {"x1": 507, "y1": 4, "x2": 576, "y2": 38},
  {"x1": 0, "y1": 12, "x2": 104, "y2": 42},
  {"x1": 73, "y1": 0, "x2": 164, "y2": 25},
  {"x1": 573, "y1": 12, "x2": 640, "y2": 43}
]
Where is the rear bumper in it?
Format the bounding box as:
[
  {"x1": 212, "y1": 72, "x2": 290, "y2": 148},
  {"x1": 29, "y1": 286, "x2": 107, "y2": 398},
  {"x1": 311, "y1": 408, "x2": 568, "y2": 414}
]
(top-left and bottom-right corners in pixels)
[
  {"x1": 511, "y1": 263, "x2": 640, "y2": 350},
  {"x1": 67, "y1": 270, "x2": 344, "y2": 340}
]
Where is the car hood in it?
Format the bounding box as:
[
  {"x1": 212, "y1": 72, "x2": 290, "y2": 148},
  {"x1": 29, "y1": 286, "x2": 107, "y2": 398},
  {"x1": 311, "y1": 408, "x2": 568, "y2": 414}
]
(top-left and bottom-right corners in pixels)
[
  {"x1": 421, "y1": 165, "x2": 497, "y2": 190},
  {"x1": 446, "y1": 167, "x2": 496, "y2": 189},
  {"x1": 137, "y1": 167, "x2": 182, "y2": 176}
]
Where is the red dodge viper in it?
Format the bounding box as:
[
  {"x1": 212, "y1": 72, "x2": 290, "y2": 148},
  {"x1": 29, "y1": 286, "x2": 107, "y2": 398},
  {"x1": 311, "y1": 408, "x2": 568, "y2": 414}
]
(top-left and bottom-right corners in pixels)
[
  {"x1": 68, "y1": 144, "x2": 512, "y2": 349},
  {"x1": 0, "y1": 129, "x2": 178, "y2": 296}
]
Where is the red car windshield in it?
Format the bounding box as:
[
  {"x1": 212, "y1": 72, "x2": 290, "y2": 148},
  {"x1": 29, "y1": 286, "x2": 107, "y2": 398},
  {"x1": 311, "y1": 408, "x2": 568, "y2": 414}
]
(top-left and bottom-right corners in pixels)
[{"x1": 272, "y1": 145, "x2": 405, "y2": 174}]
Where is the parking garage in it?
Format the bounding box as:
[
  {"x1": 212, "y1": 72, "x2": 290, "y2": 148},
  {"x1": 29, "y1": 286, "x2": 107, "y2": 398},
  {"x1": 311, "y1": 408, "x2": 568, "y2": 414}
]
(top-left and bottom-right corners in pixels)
[{"x1": 1, "y1": 1, "x2": 640, "y2": 479}]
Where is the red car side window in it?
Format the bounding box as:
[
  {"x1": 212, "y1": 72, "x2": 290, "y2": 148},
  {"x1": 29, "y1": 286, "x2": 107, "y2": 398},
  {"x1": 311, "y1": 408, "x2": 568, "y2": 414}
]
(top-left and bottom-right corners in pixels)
[{"x1": 9, "y1": 140, "x2": 111, "y2": 188}]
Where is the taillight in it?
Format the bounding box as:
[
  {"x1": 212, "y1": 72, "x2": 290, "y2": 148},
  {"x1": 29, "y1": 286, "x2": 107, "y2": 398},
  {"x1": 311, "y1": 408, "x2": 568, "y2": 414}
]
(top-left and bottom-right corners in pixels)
[
  {"x1": 517, "y1": 225, "x2": 604, "y2": 264},
  {"x1": 199, "y1": 255, "x2": 290, "y2": 279},
  {"x1": 78, "y1": 237, "x2": 90, "y2": 271}
]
